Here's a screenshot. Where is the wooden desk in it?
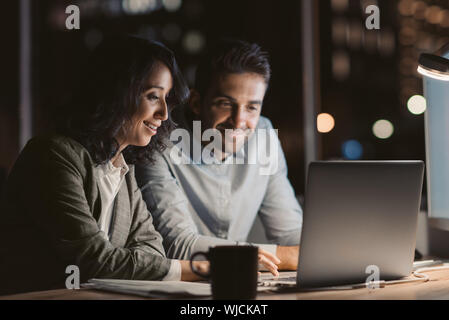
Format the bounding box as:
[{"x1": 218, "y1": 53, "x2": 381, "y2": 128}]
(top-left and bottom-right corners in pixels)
[{"x1": 1, "y1": 267, "x2": 449, "y2": 300}]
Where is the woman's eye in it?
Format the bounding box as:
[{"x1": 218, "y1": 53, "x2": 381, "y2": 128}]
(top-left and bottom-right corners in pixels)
[{"x1": 147, "y1": 94, "x2": 159, "y2": 101}]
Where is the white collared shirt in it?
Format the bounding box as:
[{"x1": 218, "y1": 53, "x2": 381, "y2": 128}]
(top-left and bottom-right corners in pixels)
[
  {"x1": 96, "y1": 153, "x2": 129, "y2": 241},
  {"x1": 136, "y1": 113, "x2": 303, "y2": 260}
]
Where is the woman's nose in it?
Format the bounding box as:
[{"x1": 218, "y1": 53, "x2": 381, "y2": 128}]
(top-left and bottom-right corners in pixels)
[{"x1": 156, "y1": 100, "x2": 169, "y2": 121}]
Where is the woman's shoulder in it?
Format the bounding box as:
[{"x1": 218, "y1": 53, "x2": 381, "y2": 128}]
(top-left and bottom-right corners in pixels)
[
  {"x1": 23, "y1": 133, "x2": 93, "y2": 166},
  {"x1": 26, "y1": 133, "x2": 85, "y2": 153},
  {"x1": 7, "y1": 133, "x2": 95, "y2": 186}
]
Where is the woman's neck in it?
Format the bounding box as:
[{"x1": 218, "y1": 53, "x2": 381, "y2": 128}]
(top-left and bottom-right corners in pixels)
[{"x1": 111, "y1": 142, "x2": 128, "y2": 167}]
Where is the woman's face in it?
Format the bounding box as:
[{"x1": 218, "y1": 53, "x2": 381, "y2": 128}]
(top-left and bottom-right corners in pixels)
[{"x1": 118, "y1": 61, "x2": 173, "y2": 148}]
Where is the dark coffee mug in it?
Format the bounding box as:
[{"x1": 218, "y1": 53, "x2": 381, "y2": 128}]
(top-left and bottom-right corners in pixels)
[{"x1": 190, "y1": 245, "x2": 259, "y2": 300}]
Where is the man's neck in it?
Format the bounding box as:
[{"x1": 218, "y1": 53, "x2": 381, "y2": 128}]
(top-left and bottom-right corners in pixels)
[{"x1": 183, "y1": 107, "x2": 231, "y2": 162}]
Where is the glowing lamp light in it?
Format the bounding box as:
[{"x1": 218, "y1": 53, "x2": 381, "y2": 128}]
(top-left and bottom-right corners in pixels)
[
  {"x1": 372, "y1": 119, "x2": 394, "y2": 139},
  {"x1": 317, "y1": 113, "x2": 335, "y2": 133},
  {"x1": 417, "y1": 53, "x2": 449, "y2": 81}
]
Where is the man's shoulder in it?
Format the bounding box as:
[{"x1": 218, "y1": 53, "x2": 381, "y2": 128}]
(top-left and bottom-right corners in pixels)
[{"x1": 257, "y1": 116, "x2": 274, "y2": 130}]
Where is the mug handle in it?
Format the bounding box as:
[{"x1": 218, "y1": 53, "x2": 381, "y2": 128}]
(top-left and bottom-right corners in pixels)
[{"x1": 190, "y1": 251, "x2": 211, "y2": 278}]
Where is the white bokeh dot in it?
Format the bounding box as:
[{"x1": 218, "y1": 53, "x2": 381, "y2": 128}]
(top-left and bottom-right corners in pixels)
[
  {"x1": 373, "y1": 119, "x2": 394, "y2": 139},
  {"x1": 407, "y1": 95, "x2": 426, "y2": 115}
]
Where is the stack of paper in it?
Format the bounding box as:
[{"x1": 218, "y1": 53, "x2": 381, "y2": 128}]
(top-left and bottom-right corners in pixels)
[{"x1": 83, "y1": 279, "x2": 212, "y2": 298}]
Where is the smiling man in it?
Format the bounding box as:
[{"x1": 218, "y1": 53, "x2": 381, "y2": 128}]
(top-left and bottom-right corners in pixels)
[
  {"x1": 135, "y1": 39, "x2": 302, "y2": 273},
  {"x1": 193, "y1": 71, "x2": 265, "y2": 157}
]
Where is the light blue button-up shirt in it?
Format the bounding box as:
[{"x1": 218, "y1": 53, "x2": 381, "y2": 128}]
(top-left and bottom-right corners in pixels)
[{"x1": 135, "y1": 107, "x2": 303, "y2": 259}]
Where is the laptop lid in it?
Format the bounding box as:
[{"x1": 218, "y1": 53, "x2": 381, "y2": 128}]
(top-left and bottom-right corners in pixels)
[{"x1": 297, "y1": 161, "x2": 424, "y2": 288}]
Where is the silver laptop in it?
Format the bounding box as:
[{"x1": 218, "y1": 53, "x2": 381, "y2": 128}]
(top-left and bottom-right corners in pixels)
[{"x1": 260, "y1": 160, "x2": 424, "y2": 289}]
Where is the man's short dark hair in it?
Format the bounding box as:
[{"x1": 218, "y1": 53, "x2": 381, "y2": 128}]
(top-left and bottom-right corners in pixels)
[{"x1": 194, "y1": 39, "x2": 271, "y2": 96}]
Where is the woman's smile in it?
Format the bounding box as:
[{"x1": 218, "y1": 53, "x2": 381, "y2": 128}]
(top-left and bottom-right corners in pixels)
[{"x1": 143, "y1": 120, "x2": 159, "y2": 135}]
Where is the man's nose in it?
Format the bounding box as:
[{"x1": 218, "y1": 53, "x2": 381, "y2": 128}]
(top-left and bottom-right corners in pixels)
[{"x1": 230, "y1": 107, "x2": 246, "y2": 128}]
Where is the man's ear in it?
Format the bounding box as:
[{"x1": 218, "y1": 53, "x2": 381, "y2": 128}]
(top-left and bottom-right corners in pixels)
[{"x1": 188, "y1": 89, "x2": 202, "y2": 116}]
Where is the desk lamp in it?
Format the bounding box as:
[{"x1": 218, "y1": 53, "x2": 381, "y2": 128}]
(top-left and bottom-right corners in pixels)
[{"x1": 418, "y1": 43, "x2": 449, "y2": 231}]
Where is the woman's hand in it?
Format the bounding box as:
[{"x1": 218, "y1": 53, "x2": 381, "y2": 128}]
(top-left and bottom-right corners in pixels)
[{"x1": 180, "y1": 260, "x2": 210, "y2": 281}]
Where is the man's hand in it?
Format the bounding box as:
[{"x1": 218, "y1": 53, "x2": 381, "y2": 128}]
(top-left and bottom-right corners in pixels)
[
  {"x1": 258, "y1": 248, "x2": 281, "y2": 277},
  {"x1": 180, "y1": 246, "x2": 298, "y2": 280},
  {"x1": 275, "y1": 245, "x2": 300, "y2": 270}
]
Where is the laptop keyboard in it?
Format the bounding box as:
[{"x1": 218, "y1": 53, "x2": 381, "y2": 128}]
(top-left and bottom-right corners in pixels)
[
  {"x1": 259, "y1": 271, "x2": 297, "y2": 280},
  {"x1": 258, "y1": 271, "x2": 297, "y2": 286}
]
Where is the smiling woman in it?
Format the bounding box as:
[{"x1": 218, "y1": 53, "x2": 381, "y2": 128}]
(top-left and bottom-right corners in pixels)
[
  {"x1": 64, "y1": 35, "x2": 188, "y2": 165},
  {"x1": 113, "y1": 61, "x2": 173, "y2": 161},
  {"x1": 0, "y1": 36, "x2": 208, "y2": 295}
]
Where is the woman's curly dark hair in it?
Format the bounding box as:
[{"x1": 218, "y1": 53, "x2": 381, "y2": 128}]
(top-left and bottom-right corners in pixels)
[{"x1": 63, "y1": 35, "x2": 189, "y2": 165}]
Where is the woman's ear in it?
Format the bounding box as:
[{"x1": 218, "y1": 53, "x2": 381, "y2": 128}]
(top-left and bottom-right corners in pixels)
[{"x1": 188, "y1": 89, "x2": 202, "y2": 116}]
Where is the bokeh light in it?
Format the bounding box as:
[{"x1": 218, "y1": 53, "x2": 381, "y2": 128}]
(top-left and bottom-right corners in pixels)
[
  {"x1": 162, "y1": 0, "x2": 182, "y2": 12},
  {"x1": 332, "y1": 51, "x2": 350, "y2": 81},
  {"x1": 332, "y1": 18, "x2": 347, "y2": 45},
  {"x1": 342, "y1": 140, "x2": 363, "y2": 160},
  {"x1": 407, "y1": 95, "x2": 426, "y2": 115},
  {"x1": 317, "y1": 113, "x2": 335, "y2": 133},
  {"x1": 331, "y1": 0, "x2": 349, "y2": 12},
  {"x1": 182, "y1": 30, "x2": 205, "y2": 54},
  {"x1": 122, "y1": 0, "x2": 158, "y2": 15},
  {"x1": 372, "y1": 120, "x2": 394, "y2": 139}
]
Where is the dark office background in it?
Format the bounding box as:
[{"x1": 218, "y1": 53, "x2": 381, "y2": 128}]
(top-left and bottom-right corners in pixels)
[{"x1": 1, "y1": 0, "x2": 448, "y2": 197}]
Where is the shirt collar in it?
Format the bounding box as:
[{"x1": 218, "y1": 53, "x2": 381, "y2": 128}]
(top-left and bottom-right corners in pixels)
[
  {"x1": 112, "y1": 153, "x2": 129, "y2": 176},
  {"x1": 98, "y1": 153, "x2": 129, "y2": 178}
]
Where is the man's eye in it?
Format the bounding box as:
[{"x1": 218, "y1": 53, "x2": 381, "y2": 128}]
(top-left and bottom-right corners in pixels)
[
  {"x1": 218, "y1": 101, "x2": 232, "y2": 107},
  {"x1": 248, "y1": 105, "x2": 258, "y2": 111}
]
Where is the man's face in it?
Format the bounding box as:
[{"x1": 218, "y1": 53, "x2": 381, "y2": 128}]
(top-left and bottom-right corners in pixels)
[{"x1": 195, "y1": 72, "x2": 267, "y2": 155}]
